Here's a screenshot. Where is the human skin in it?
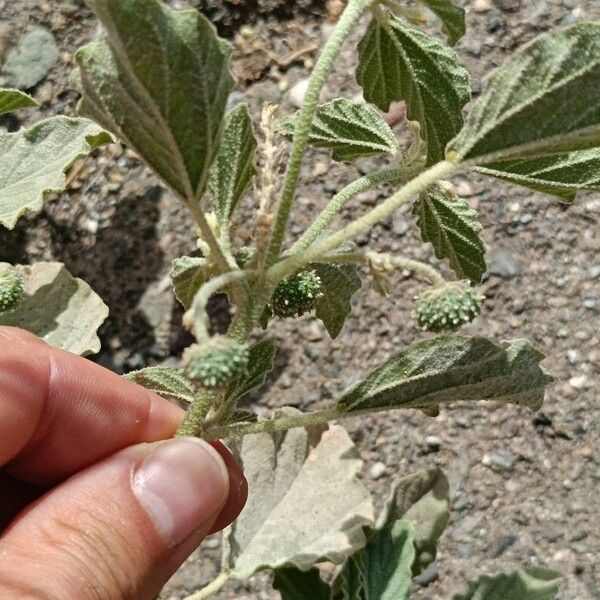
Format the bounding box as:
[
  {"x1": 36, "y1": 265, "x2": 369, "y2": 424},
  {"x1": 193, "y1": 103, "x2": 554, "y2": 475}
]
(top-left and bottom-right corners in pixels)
[{"x1": 0, "y1": 326, "x2": 247, "y2": 600}]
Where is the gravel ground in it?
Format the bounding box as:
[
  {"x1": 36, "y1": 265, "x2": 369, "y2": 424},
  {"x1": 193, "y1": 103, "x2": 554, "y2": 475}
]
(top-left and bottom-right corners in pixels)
[{"x1": 0, "y1": 0, "x2": 599, "y2": 599}]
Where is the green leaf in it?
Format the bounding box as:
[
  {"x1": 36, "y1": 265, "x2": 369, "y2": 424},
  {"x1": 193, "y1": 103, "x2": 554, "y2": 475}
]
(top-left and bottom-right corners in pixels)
[
  {"x1": 337, "y1": 520, "x2": 415, "y2": 600},
  {"x1": 420, "y1": 0, "x2": 466, "y2": 46},
  {"x1": 208, "y1": 104, "x2": 257, "y2": 224},
  {"x1": 0, "y1": 88, "x2": 38, "y2": 115},
  {"x1": 0, "y1": 117, "x2": 112, "y2": 229},
  {"x1": 380, "y1": 467, "x2": 450, "y2": 575},
  {"x1": 223, "y1": 410, "x2": 374, "y2": 579},
  {"x1": 0, "y1": 262, "x2": 108, "y2": 355},
  {"x1": 124, "y1": 366, "x2": 197, "y2": 404},
  {"x1": 448, "y1": 23, "x2": 600, "y2": 165},
  {"x1": 76, "y1": 0, "x2": 234, "y2": 200},
  {"x1": 453, "y1": 568, "x2": 562, "y2": 600},
  {"x1": 413, "y1": 183, "x2": 486, "y2": 283},
  {"x1": 356, "y1": 14, "x2": 469, "y2": 164},
  {"x1": 229, "y1": 409, "x2": 258, "y2": 424},
  {"x1": 169, "y1": 256, "x2": 208, "y2": 309},
  {"x1": 277, "y1": 99, "x2": 400, "y2": 162},
  {"x1": 273, "y1": 566, "x2": 331, "y2": 600},
  {"x1": 475, "y1": 149, "x2": 600, "y2": 202},
  {"x1": 336, "y1": 336, "x2": 553, "y2": 415},
  {"x1": 312, "y1": 263, "x2": 362, "y2": 339},
  {"x1": 226, "y1": 339, "x2": 277, "y2": 401}
]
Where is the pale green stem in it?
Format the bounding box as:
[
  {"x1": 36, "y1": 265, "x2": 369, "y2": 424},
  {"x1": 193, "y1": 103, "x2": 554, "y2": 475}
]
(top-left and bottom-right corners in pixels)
[
  {"x1": 288, "y1": 166, "x2": 413, "y2": 255},
  {"x1": 264, "y1": 0, "x2": 375, "y2": 267},
  {"x1": 269, "y1": 160, "x2": 455, "y2": 281},
  {"x1": 324, "y1": 250, "x2": 446, "y2": 286},
  {"x1": 177, "y1": 388, "x2": 220, "y2": 438},
  {"x1": 182, "y1": 571, "x2": 231, "y2": 600},
  {"x1": 191, "y1": 270, "x2": 250, "y2": 342}
]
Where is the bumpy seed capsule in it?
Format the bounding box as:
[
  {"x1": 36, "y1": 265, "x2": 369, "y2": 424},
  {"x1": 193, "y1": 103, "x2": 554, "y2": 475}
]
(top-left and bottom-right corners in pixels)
[
  {"x1": 183, "y1": 336, "x2": 249, "y2": 388},
  {"x1": 414, "y1": 281, "x2": 484, "y2": 332},
  {"x1": 270, "y1": 270, "x2": 323, "y2": 318},
  {"x1": 0, "y1": 265, "x2": 24, "y2": 313}
]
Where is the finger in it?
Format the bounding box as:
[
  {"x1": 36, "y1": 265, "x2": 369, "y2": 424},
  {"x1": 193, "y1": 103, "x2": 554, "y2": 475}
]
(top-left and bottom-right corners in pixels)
[
  {"x1": 0, "y1": 437, "x2": 246, "y2": 600},
  {"x1": 0, "y1": 326, "x2": 184, "y2": 484}
]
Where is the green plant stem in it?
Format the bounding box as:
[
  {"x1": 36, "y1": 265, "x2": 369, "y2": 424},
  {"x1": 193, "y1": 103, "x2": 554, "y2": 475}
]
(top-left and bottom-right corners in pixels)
[
  {"x1": 191, "y1": 270, "x2": 250, "y2": 342},
  {"x1": 324, "y1": 250, "x2": 446, "y2": 286},
  {"x1": 177, "y1": 388, "x2": 220, "y2": 437},
  {"x1": 269, "y1": 160, "x2": 455, "y2": 281},
  {"x1": 264, "y1": 0, "x2": 375, "y2": 267},
  {"x1": 182, "y1": 571, "x2": 231, "y2": 600},
  {"x1": 288, "y1": 166, "x2": 412, "y2": 255}
]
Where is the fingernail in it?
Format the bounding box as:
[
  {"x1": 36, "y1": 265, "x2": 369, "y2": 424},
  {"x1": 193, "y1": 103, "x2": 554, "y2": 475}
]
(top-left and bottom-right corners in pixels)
[{"x1": 132, "y1": 438, "x2": 229, "y2": 546}]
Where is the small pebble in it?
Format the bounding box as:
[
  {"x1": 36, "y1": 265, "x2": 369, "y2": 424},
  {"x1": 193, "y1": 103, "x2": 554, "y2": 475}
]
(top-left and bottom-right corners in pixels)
[
  {"x1": 473, "y1": 0, "x2": 493, "y2": 12},
  {"x1": 568, "y1": 375, "x2": 588, "y2": 390},
  {"x1": 567, "y1": 349, "x2": 582, "y2": 364},
  {"x1": 289, "y1": 78, "x2": 310, "y2": 108},
  {"x1": 369, "y1": 461, "x2": 387, "y2": 480}
]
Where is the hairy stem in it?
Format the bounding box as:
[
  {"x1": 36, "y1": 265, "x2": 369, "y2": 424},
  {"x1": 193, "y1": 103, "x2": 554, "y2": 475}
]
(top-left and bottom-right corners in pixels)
[
  {"x1": 288, "y1": 166, "x2": 413, "y2": 255},
  {"x1": 177, "y1": 388, "x2": 220, "y2": 438},
  {"x1": 182, "y1": 571, "x2": 231, "y2": 600},
  {"x1": 269, "y1": 160, "x2": 455, "y2": 281},
  {"x1": 264, "y1": 0, "x2": 375, "y2": 267}
]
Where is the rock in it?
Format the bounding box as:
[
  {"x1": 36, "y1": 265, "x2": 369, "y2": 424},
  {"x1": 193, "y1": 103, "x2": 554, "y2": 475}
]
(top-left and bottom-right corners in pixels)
[
  {"x1": 486, "y1": 245, "x2": 523, "y2": 278},
  {"x1": 424, "y1": 435, "x2": 442, "y2": 452},
  {"x1": 482, "y1": 450, "x2": 515, "y2": 471},
  {"x1": 492, "y1": 534, "x2": 517, "y2": 557},
  {"x1": 4, "y1": 27, "x2": 59, "y2": 89},
  {"x1": 473, "y1": 0, "x2": 493, "y2": 12},
  {"x1": 567, "y1": 349, "x2": 582, "y2": 364},
  {"x1": 569, "y1": 375, "x2": 588, "y2": 390},
  {"x1": 589, "y1": 265, "x2": 600, "y2": 279},
  {"x1": 289, "y1": 77, "x2": 310, "y2": 108},
  {"x1": 369, "y1": 461, "x2": 387, "y2": 480},
  {"x1": 414, "y1": 561, "x2": 438, "y2": 587}
]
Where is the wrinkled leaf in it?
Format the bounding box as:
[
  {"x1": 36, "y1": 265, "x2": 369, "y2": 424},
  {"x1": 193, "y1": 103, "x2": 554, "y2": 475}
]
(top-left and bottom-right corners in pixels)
[
  {"x1": 76, "y1": 0, "x2": 233, "y2": 200},
  {"x1": 226, "y1": 339, "x2": 277, "y2": 401},
  {"x1": 413, "y1": 183, "x2": 486, "y2": 283},
  {"x1": 475, "y1": 149, "x2": 600, "y2": 202},
  {"x1": 337, "y1": 336, "x2": 553, "y2": 415},
  {"x1": 453, "y1": 568, "x2": 562, "y2": 600},
  {"x1": 208, "y1": 103, "x2": 257, "y2": 224},
  {"x1": 278, "y1": 99, "x2": 399, "y2": 162},
  {"x1": 448, "y1": 23, "x2": 600, "y2": 165},
  {"x1": 312, "y1": 263, "x2": 362, "y2": 339},
  {"x1": 0, "y1": 117, "x2": 112, "y2": 229},
  {"x1": 357, "y1": 15, "x2": 469, "y2": 164},
  {"x1": 229, "y1": 409, "x2": 258, "y2": 424},
  {"x1": 0, "y1": 262, "x2": 107, "y2": 355},
  {"x1": 0, "y1": 88, "x2": 37, "y2": 115},
  {"x1": 273, "y1": 566, "x2": 331, "y2": 600},
  {"x1": 224, "y1": 410, "x2": 374, "y2": 578},
  {"x1": 170, "y1": 256, "x2": 208, "y2": 309},
  {"x1": 337, "y1": 520, "x2": 415, "y2": 600},
  {"x1": 124, "y1": 366, "x2": 197, "y2": 404},
  {"x1": 381, "y1": 467, "x2": 449, "y2": 575},
  {"x1": 420, "y1": 0, "x2": 466, "y2": 46}
]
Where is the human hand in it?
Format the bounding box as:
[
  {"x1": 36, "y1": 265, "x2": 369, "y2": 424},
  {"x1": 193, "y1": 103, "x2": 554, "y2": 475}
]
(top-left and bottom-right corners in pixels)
[{"x1": 0, "y1": 327, "x2": 247, "y2": 600}]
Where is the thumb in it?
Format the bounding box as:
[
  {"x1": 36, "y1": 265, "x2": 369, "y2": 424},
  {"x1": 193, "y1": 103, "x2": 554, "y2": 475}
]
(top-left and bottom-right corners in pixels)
[{"x1": 0, "y1": 437, "x2": 243, "y2": 600}]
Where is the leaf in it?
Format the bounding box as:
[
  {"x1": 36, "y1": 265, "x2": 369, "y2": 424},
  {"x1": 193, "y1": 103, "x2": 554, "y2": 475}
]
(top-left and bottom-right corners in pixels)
[
  {"x1": 336, "y1": 520, "x2": 415, "y2": 600},
  {"x1": 0, "y1": 117, "x2": 112, "y2": 229},
  {"x1": 312, "y1": 263, "x2": 362, "y2": 339},
  {"x1": 229, "y1": 409, "x2": 258, "y2": 424},
  {"x1": 223, "y1": 410, "x2": 374, "y2": 579},
  {"x1": 380, "y1": 467, "x2": 450, "y2": 575},
  {"x1": 356, "y1": 15, "x2": 469, "y2": 164},
  {"x1": 413, "y1": 183, "x2": 486, "y2": 283},
  {"x1": 169, "y1": 256, "x2": 208, "y2": 309},
  {"x1": 124, "y1": 366, "x2": 197, "y2": 404},
  {"x1": 420, "y1": 0, "x2": 466, "y2": 46},
  {"x1": 226, "y1": 339, "x2": 277, "y2": 401},
  {"x1": 272, "y1": 566, "x2": 331, "y2": 600},
  {"x1": 208, "y1": 104, "x2": 257, "y2": 224},
  {"x1": 453, "y1": 568, "x2": 562, "y2": 600},
  {"x1": 336, "y1": 336, "x2": 553, "y2": 415},
  {"x1": 76, "y1": 0, "x2": 234, "y2": 200},
  {"x1": 448, "y1": 23, "x2": 600, "y2": 165},
  {"x1": 0, "y1": 262, "x2": 108, "y2": 355},
  {"x1": 475, "y1": 148, "x2": 600, "y2": 202},
  {"x1": 277, "y1": 99, "x2": 400, "y2": 162},
  {"x1": 0, "y1": 88, "x2": 38, "y2": 115}
]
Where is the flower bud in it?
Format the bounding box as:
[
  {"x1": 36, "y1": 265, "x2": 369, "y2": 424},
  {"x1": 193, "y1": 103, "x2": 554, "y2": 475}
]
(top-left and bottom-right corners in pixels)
[
  {"x1": 270, "y1": 270, "x2": 323, "y2": 318},
  {"x1": 0, "y1": 265, "x2": 24, "y2": 313}
]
